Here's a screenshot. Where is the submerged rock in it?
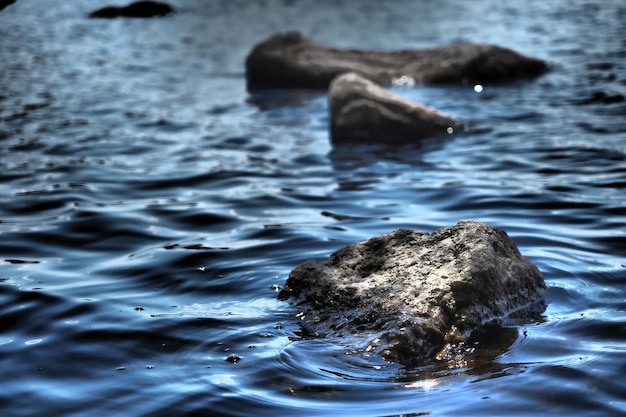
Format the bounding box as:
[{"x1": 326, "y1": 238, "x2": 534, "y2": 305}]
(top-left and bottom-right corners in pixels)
[
  {"x1": 245, "y1": 31, "x2": 549, "y2": 90},
  {"x1": 329, "y1": 72, "x2": 463, "y2": 144},
  {"x1": 88, "y1": 1, "x2": 176, "y2": 18},
  {"x1": 279, "y1": 220, "x2": 546, "y2": 365}
]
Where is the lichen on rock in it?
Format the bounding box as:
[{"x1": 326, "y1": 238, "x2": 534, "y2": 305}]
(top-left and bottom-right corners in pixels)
[{"x1": 279, "y1": 220, "x2": 546, "y2": 365}]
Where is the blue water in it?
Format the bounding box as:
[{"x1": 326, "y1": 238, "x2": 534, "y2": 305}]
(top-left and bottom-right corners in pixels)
[{"x1": 1, "y1": 1, "x2": 625, "y2": 416}]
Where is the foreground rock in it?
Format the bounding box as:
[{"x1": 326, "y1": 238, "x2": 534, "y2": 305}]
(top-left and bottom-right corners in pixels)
[
  {"x1": 88, "y1": 1, "x2": 176, "y2": 18},
  {"x1": 329, "y1": 72, "x2": 463, "y2": 144},
  {"x1": 246, "y1": 31, "x2": 549, "y2": 90},
  {"x1": 279, "y1": 220, "x2": 546, "y2": 365}
]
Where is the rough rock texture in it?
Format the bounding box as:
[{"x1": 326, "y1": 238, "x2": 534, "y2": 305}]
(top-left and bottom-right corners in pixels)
[
  {"x1": 88, "y1": 1, "x2": 176, "y2": 18},
  {"x1": 329, "y1": 72, "x2": 463, "y2": 144},
  {"x1": 279, "y1": 220, "x2": 546, "y2": 365},
  {"x1": 246, "y1": 31, "x2": 549, "y2": 90}
]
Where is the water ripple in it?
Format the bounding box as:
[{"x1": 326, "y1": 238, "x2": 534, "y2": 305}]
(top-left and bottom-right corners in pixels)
[{"x1": 1, "y1": 0, "x2": 626, "y2": 415}]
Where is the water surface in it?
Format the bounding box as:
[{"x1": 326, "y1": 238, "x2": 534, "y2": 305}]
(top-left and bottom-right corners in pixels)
[{"x1": 1, "y1": 1, "x2": 625, "y2": 416}]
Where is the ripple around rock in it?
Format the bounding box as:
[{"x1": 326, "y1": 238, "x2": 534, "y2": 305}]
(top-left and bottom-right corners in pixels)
[
  {"x1": 245, "y1": 31, "x2": 549, "y2": 90},
  {"x1": 279, "y1": 220, "x2": 547, "y2": 365}
]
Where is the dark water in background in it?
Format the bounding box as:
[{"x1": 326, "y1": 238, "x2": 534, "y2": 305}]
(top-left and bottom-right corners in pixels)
[{"x1": 1, "y1": 0, "x2": 626, "y2": 415}]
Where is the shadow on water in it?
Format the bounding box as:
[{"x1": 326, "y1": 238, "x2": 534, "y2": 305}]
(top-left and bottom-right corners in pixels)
[
  {"x1": 329, "y1": 141, "x2": 443, "y2": 169},
  {"x1": 326, "y1": 136, "x2": 457, "y2": 193}
]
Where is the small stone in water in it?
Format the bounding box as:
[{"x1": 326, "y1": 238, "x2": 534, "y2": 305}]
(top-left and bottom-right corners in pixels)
[
  {"x1": 260, "y1": 332, "x2": 274, "y2": 338},
  {"x1": 225, "y1": 354, "x2": 241, "y2": 364}
]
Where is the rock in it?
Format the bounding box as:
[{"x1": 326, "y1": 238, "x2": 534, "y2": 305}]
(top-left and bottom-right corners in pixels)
[
  {"x1": 245, "y1": 31, "x2": 549, "y2": 90},
  {"x1": 88, "y1": 1, "x2": 176, "y2": 18},
  {"x1": 0, "y1": 0, "x2": 16, "y2": 12},
  {"x1": 278, "y1": 220, "x2": 546, "y2": 365},
  {"x1": 329, "y1": 72, "x2": 463, "y2": 144}
]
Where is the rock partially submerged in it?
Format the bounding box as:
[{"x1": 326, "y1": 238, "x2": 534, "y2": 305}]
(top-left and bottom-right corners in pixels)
[
  {"x1": 329, "y1": 72, "x2": 463, "y2": 144},
  {"x1": 88, "y1": 1, "x2": 176, "y2": 18},
  {"x1": 246, "y1": 31, "x2": 549, "y2": 90},
  {"x1": 279, "y1": 220, "x2": 546, "y2": 365}
]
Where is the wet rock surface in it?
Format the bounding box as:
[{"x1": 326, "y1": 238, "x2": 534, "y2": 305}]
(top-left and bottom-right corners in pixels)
[
  {"x1": 279, "y1": 220, "x2": 546, "y2": 365},
  {"x1": 329, "y1": 72, "x2": 463, "y2": 144},
  {"x1": 246, "y1": 31, "x2": 549, "y2": 90},
  {"x1": 88, "y1": 1, "x2": 176, "y2": 18}
]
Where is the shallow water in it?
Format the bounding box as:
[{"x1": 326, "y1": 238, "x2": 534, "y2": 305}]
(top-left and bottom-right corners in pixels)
[{"x1": 1, "y1": 0, "x2": 625, "y2": 416}]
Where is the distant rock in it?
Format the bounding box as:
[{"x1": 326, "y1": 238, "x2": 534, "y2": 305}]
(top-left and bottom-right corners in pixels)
[
  {"x1": 0, "y1": 0, "x2": 16, "y2": 12},
  {"x1": 279, "y1": 220, "x2": 546, "y2": 365},
  {"x1": 329, "y1": 72, "x2": 463, "y2": 144},
  {"x1": 245, "y1": 31, "x2": 549, "y2": 90},
  {"x1": 88, "y1": 1, "x2": 176, "y2": 18}
]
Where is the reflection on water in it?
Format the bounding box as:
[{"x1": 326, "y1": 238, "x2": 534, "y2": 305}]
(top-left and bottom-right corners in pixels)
[{"x1": 1, "y1": 0, "x2": 626, "y2": 416}]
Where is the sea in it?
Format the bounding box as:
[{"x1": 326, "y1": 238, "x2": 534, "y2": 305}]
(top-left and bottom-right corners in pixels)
[{"x1": 1, "y1": 1, "x2": 625, "y2": 416}]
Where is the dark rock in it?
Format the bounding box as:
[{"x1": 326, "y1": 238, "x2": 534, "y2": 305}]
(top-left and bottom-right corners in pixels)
[
  {"x1": 0, "y1": 0, "x2": 16, "y2": 12},
  {"x1": 245, "y1": 31, "x2": 549, "y2": 90},
  {"x1": 329, "y1": 72, "x2": 463, "y2": 144},
  {"x1": 279, "y1": 220, "x2": 546, "y2": 365},
  {"x1": 88, "y1": 1, "x2": 176, "y2": 18}
]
